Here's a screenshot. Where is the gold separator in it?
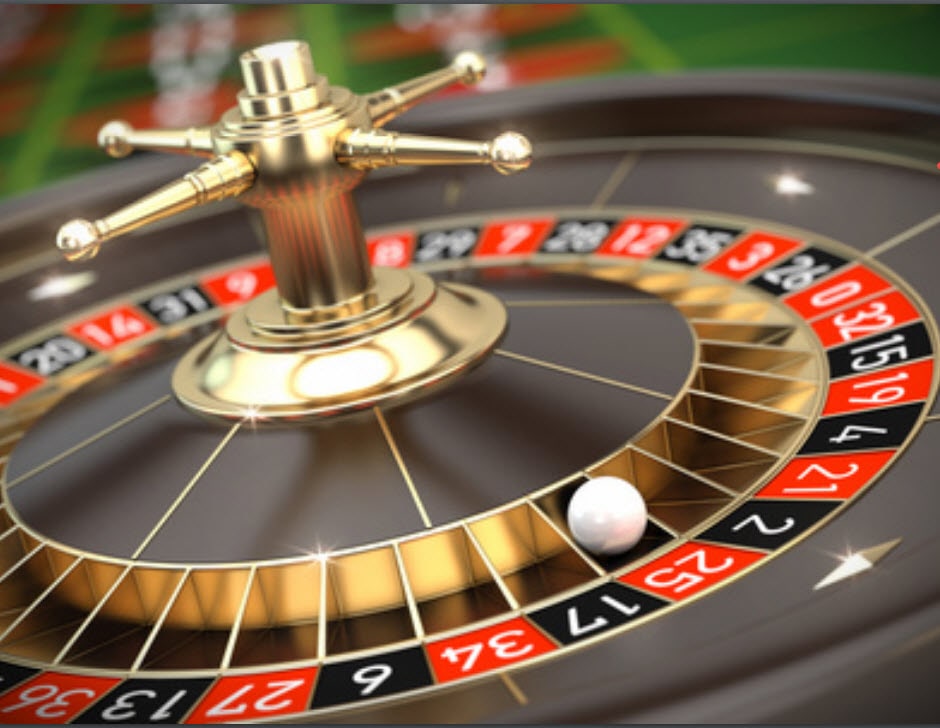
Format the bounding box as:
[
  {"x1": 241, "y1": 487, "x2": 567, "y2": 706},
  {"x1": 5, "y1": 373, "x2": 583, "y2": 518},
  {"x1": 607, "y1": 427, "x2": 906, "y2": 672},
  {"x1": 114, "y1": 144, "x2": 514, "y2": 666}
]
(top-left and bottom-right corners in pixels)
[{"x1": 55, "y1": 40, "x2": 531, "y2": 423}]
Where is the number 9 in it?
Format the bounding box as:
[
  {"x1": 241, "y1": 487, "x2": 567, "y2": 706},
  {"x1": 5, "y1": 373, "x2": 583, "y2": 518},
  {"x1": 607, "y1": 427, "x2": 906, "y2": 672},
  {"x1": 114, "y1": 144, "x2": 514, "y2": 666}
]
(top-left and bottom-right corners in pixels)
[{"x1": 352, "y1": 663, "x2": 393, "y2": 696}]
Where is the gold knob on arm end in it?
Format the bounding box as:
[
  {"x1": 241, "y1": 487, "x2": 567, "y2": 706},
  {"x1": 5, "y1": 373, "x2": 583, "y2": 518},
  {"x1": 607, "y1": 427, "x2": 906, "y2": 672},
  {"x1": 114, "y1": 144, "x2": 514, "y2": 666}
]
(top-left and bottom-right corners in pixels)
[
  {"x1": 53, "y1": 40, "x2": 528, "y2": 423},
  {"x1": 451, "y1": 50, "x2": 486, "y2": 84},
  {"x1": 57, "y1": 219, "x2": 105, "y2": 262},
  {"x1": 55, "y1": 152, "x2": 256, "y2": 262},
  {"x1": 489, "y1": 132, "x2": 532, "y2": 175},
  {"x1": 336, "y1": 128, "x2": 532, "y2": 174},
  {"x1": 98, "y1": 120, "x2": 135, "y2": 159},
  {"x1": 365, "y1": 51, "x2": 487, "y2": 127}
]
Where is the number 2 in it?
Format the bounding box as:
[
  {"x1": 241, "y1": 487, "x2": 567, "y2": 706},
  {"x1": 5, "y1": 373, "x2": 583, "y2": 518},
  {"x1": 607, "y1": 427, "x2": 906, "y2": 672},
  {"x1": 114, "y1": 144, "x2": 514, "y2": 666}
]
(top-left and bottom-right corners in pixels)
[{"x1": 732, "y1": 513, "x2": 795, "y2": 536}]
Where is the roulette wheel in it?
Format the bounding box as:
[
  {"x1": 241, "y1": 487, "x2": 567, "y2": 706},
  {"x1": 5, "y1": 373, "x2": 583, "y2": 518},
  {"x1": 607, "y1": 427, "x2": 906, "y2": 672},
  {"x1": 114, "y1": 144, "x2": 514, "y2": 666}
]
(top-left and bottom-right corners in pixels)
[{"x1": 0, "y1": 36, "x2": 939, "y2": 724}]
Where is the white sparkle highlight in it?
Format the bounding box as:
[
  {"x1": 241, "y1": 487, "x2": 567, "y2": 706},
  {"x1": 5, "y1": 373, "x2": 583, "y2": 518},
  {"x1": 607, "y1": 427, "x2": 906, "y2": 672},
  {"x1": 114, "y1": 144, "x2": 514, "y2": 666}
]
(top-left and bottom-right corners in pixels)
[
  {"x1": 241, "y1": 405, "x2": 263, "y2": 426},
  {"x1": 28, "y1": 271, "x2": 98, "y2": 301},
  {"x1": 814, "y1": 551, "x2": 873, "y2": 590},
  {"x1": 774, "y1": 173, "x2": 815, "y2": 197}
]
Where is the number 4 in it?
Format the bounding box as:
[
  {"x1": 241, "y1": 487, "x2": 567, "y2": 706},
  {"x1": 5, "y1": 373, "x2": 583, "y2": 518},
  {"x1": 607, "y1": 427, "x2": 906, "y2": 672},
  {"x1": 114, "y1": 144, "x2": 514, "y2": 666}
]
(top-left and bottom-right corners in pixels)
[{"x1": 828, "y1": 424, "x2": 888, "y2": 445}]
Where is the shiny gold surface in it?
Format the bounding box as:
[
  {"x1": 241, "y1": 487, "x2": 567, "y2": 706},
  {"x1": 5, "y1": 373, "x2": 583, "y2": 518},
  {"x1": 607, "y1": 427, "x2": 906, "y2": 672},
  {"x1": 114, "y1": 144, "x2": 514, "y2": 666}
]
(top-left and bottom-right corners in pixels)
[
  {"x1": 0, "y1": 254, "x2": 829, "y2": 668},
  {"x1": 469, "y1": 504, "x2": 596, "y2": 607},
  {"x1": 56, "y1": 152, "x2": 255, "y2": 263},
  {"x1": 0, "y1": 49, "x2": 935, "y2": 710},
  {"x1": 53, "y1": 40, "x2": 528, "y2": 310},
  {"x1": 98, "y1": 120, "x2": 215, "y2": 159},
  {"x1": 172, "y1": 272, "x2": 508, "y2": 422},
  {"x1": 55, "y1": 40, "x2": 532, "y2": 423},
  {"x1": 364, "y1": 50, "x2": 486, "y2": 126},
  {"x1": 336, "y1": 129, "x2": 532, "y2": 175}
]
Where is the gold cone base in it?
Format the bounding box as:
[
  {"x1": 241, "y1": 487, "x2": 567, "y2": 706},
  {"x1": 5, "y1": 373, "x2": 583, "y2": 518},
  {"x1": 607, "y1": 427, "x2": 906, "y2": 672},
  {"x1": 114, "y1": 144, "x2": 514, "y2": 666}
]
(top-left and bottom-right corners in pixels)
[{"x1": 172, "y1": 268, "x2": 507, "y2": 423}]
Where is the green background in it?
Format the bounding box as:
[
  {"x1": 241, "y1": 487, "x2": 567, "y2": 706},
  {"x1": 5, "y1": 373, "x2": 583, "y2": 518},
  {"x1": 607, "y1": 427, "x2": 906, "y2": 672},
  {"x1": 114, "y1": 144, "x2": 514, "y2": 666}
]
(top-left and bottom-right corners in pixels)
[{"x1": 1, "y1": 3, "x2": 938, "y2": 200}]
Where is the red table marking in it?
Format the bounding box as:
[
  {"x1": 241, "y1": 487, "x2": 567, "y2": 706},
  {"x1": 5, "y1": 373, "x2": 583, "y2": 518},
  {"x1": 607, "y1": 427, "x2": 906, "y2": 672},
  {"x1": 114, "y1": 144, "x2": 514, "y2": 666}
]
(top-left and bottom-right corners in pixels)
[
  {"x1": 1, "y1": 26, "x2": 67, "y2": 73},
  {"x1": 0, "y1": 81, "x2": 39, "y2": 136},
  {"x1": 487, "y1": 39, "x2": 625, "y2": 88},
  {"x1": 438, "y1": 39, "x2": 625, "y2": 96},
  {"x1": 63, "y1": 81, "x2": 242, "y2": 145},
  {"x1": 98, "y1": 7, "x2": 295, "y2": 70},
  {"x1": 350, "y1": 5, "x2": 582, "y2": 63}
]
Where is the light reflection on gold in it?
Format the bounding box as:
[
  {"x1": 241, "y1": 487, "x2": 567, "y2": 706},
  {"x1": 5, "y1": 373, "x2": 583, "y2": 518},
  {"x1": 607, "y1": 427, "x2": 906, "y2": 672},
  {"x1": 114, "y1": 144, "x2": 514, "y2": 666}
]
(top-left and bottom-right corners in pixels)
[
  {"x1": 0, "y1": 234, "x2": 855, "y2": 671},
  {"x1": 295, "y1": 347, "x2": 395, "y2": 398},
  {"x1": 174, "y1": 272, "x2": 508, "y2": 421}
]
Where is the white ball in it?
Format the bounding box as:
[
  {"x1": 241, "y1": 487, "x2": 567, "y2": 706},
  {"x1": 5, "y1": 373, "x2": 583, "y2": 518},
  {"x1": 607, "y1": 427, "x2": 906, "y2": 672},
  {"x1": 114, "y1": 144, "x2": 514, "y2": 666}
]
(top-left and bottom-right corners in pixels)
[{"x1": 567, "y1": 476, "x2": 648, "y2": 556}]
